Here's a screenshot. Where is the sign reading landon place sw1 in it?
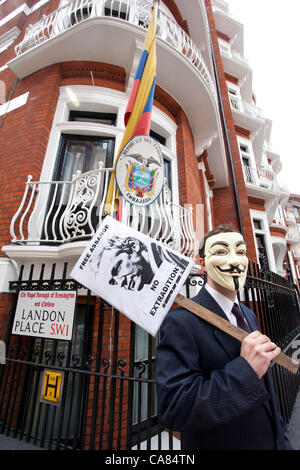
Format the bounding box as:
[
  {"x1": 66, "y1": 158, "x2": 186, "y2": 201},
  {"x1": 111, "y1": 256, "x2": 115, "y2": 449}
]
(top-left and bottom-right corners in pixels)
[
  {"x1": 71, "y1": 216, "x2": 194, "y2": 336},
  {"x1": 12, "y1": 291, "x2": 77, "y2": 340}
]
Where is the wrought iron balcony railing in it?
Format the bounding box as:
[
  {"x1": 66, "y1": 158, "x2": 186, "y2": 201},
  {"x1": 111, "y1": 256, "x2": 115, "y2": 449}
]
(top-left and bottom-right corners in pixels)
[
  {"x1": 10, "y1": 164, "x2": 199, "y2": 259},
  {"x1": 242, "y1": 164, "x2": 279, "y2": 191},
  {"x1": 218, "y1": 41, "x2": 249, "y2": 66},
  {"x1": 15, "y1": 0, "x2": 216, "y2": 100},
  {"x1": 229, "y1": 95, "x2": 263, "y2": 120}
]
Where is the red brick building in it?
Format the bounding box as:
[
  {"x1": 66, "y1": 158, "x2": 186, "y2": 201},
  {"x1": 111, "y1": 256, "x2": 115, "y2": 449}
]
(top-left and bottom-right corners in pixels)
[{"x1": 0, "y1": 0, "x2": 299, "y2": 450}]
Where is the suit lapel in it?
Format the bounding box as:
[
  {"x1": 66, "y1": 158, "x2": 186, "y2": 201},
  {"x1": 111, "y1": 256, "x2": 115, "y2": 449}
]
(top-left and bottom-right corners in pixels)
[
  {"x1": 195, "y1": 289, "x2": 277, "y2": 370},
  {"x1": 195, "y1": 288, "x2": 241, "y2": 360},
  {"x1": 194, "y1": 286, "x2": 229, "y2": 323},
  {"x1": 196, "y1": 288, "x2": 276, "y2": 421}
]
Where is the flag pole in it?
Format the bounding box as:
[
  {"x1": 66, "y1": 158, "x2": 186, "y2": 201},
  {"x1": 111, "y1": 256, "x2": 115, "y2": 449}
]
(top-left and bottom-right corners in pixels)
[{"x1": 153, "y1": 0, "x2": 160, "y2": 33}]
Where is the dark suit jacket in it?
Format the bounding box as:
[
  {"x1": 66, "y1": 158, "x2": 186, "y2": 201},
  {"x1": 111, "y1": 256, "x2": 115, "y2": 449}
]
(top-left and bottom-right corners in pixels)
[{"x1": 155, "y1": 286, "x2": 292, "y2": 450}]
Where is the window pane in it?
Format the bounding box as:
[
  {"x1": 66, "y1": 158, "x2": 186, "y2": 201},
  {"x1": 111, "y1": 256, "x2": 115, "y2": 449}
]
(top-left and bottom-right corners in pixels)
[
  {"x1": 163, "y1": 159, "x2": 172, "y2": 189},
  {"x1": 69, "y1": 111, "x2": 117, "y2": 126},
  {"x1": 150, "y1": 129, "x2": 166, "y2": 147},
  {"x1": 253, "y1": 219, "x2": 262, "y2": 230},
  {"x1": 55, "y1": 135, "x2": 115, "y2": 181},
  {"x1": 239, "y1": 144, "x2": 249, "y2": 153}
]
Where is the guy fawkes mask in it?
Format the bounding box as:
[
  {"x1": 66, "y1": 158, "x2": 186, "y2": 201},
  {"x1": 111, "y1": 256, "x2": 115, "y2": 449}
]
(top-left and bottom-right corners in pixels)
[{"x1": 204, "y1": 232, "x2": 249, "y2": 292}]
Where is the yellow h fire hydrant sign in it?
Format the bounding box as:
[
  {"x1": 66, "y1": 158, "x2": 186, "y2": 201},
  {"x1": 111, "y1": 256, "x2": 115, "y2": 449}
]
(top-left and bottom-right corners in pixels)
[{"x1": 41, "y1": 370, "x2": 64, "y2": 405}]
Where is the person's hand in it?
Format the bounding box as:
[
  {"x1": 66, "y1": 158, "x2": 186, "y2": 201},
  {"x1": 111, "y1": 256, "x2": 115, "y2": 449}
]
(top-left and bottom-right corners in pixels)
[{"x1": 240, "y1": 330, "x2": 281, "y2": 379}]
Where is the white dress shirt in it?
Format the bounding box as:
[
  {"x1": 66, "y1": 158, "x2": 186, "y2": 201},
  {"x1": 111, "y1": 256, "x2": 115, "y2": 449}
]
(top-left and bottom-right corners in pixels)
[{"x1": 204, "y1": 283, "x2": 245, "y2": 327}]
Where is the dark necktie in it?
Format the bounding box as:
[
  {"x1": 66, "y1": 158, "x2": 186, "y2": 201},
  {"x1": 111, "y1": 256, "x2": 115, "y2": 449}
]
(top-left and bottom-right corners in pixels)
[
  {"x1": 231, "y1": 304, "x2": 270, "y2": 394},
  {"x1": 231, "y1": 303, "x2": 251, "y2": 333}
]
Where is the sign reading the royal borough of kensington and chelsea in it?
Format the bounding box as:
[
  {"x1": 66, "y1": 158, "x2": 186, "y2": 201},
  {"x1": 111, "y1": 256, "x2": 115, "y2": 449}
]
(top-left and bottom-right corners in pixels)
[
  {"x1": 12, "y1": 291, "x2": 77, "y2": 341},
  {"x1": 115, "y1": 135, "x2": 164, "y2": 207}
]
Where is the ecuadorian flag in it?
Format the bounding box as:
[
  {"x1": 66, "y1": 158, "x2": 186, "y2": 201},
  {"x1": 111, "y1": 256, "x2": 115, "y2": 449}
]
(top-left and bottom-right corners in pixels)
[
  {"x1": 124, "y1": 9, "x2": 156, "y2": 136},
  {"x1": 105, "y1": 7, "x2": 157, "y2": 214}
]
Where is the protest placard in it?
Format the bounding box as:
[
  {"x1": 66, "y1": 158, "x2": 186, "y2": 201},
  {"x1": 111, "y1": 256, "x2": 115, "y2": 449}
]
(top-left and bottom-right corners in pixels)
[{"x1": 71, "y1": 216, "x2": 194, "y2": 336}]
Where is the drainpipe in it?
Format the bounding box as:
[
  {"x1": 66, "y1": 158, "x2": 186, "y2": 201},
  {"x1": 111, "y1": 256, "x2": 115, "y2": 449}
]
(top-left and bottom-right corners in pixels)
[{"x1": 209, "y1": 35, "x2": 244, "y2": 236}]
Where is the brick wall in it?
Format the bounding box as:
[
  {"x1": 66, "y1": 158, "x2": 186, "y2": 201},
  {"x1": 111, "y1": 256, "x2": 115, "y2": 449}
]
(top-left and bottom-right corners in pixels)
[
  {"x1": 205, "y1": 0, "x2": 258, "y2": 263},
  {"x1": 0, "y1": 64, "x2": 61, "y2": 254},
  {"x1": 176, "y1": 109, "x2": 203, "y2": 207},
  {"x1": 0, "y1": 293, "x2": 14, "y2": 341}
]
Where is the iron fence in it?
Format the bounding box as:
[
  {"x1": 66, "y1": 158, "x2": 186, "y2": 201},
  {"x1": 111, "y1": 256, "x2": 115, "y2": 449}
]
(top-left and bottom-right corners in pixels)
[
  {"x1": 0, "y1": 261, "x2": 299, "y2": 449},
  {"x1": 240, "y1": 261, "x2": 300, "y2": 423}
]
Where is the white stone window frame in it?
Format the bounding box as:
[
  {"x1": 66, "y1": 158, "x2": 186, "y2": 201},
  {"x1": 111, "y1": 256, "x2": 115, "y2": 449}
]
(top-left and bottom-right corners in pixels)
[
  {"x1": 250, "y1": 209, "x2": 276, "y2": 272},
  {"x1": 37, "y1": 85, "x2": 179, "y2": 233},
  {"x1": 226, "y1": 81, "x2": 243, "y2": 113},
  {"x1": 237, "y1": 135, "x2": 257, "y2": 185},
  {"x1": 41, "y1": 84, "x2": 178, "y2": 186}
]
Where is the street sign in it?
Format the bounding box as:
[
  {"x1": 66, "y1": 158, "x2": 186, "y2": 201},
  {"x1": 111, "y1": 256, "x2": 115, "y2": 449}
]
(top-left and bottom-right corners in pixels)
[{"x1": 12, "y1": 290, "x2": 77, "y2": 340}]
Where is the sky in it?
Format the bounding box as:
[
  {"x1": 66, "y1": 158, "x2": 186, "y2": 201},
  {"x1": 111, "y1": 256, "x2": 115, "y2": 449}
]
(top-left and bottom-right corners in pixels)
[{"x1": 226, "y1": 0, "x2": 300, "y2": 195}]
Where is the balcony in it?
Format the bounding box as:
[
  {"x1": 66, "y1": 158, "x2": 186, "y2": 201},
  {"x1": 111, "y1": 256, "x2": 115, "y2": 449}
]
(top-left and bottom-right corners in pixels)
[
  {"x1": 11, "y1": 0, "x2": 216, "y2": 101},
  {"x1": 229, "y1": 95, "x2": 263, "y2": 121},
  {"x1": 229, "y1": 95, "x2": 265, "y2": 159},
  {"x1": 242, "y1": 164, "x2": 279, "y2": 192},
  {"x1": 287, "y1": 227, "x2": 300, "y2": 245},
  {"x1": 8, "y1": 0, "x2": 230, "y2": 189},
  {"x1": 218, "y1": 41, "x2": 248, "y2": 66},
  {"x1": 5, "y1": 165, "x2": 199, "y2": 261}
]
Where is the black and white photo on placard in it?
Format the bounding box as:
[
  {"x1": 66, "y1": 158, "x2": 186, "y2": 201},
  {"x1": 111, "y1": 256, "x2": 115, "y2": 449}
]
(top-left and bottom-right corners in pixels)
[{"x1": 71, "y1": 216, "x2": 194, "y2": 336}]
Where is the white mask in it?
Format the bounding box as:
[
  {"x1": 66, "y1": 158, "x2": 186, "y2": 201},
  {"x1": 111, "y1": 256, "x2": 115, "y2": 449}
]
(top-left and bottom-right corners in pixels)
[{"x1": 204, "y1": 232, "x2": 249, "y2": 292}]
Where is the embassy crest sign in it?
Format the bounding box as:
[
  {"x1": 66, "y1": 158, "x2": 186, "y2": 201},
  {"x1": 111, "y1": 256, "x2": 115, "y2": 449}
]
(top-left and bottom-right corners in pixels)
[{"x1": 115, "y1": 135, "x2": 164, "y2": 207}]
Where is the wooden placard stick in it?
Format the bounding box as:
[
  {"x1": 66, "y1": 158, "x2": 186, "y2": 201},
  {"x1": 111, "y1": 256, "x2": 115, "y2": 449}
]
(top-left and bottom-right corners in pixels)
[{"x1": 175, "y1": 294, "x2": 299, "y2": 375}]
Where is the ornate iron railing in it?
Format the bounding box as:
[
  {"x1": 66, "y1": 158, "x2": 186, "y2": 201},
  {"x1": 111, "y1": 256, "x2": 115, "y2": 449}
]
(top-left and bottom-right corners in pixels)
[
  {"x1": 229, "y1": 94, "x2": 263, "y2": 120},
  {"x1": 14, "y1": 0, "x2": 216, "y2": 100},
  {"x1": 242, "y1": 164, "x2": 279, "y2": 191},
  {"x1": 241, "y1": 262, "x2": 300, "y2": 424},
  {"x1": 10, "y1": 166, "x2": 199, "y2": 259},
  {"x1": 0, "y1": 262, "x2": 299, "y2": 449}
]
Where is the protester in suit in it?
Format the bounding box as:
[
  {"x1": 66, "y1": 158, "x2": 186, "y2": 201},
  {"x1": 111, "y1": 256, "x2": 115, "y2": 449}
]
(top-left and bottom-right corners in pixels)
[{"x1": 155, "y1": 224, "x2": 292, "y2": 450}]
